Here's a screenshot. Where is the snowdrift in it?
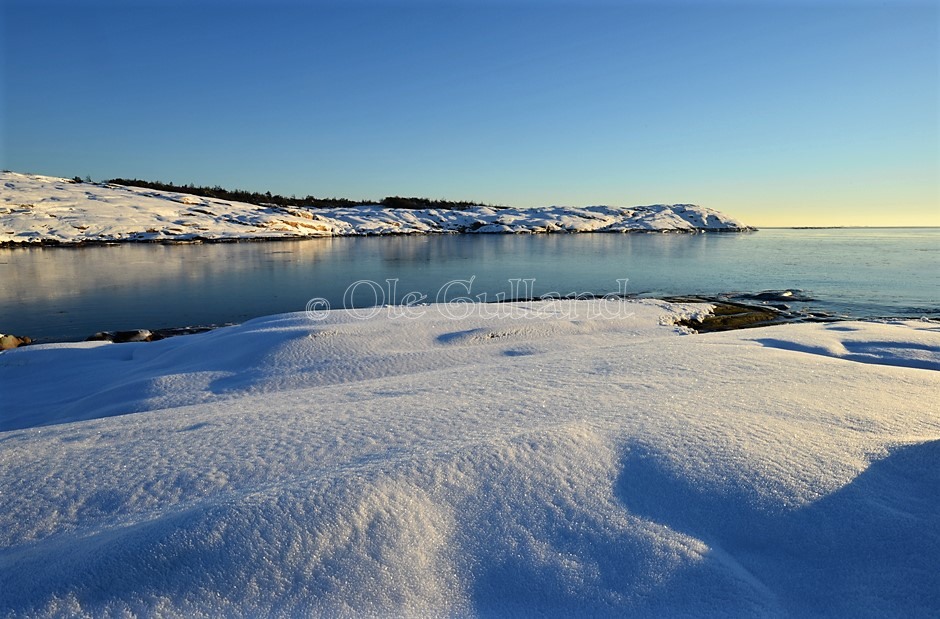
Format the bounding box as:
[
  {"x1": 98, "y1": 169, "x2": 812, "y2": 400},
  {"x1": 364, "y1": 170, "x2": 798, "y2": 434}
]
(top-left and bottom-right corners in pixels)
[
  {"x1": 1, "y1": 172, "x2": 751, "y2": 245},
  {"x1": 1, "y1": 300, "x2": 938, "y2": 617}
]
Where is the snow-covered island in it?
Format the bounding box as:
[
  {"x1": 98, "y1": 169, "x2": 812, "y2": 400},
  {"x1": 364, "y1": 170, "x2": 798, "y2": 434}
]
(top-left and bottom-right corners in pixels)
[
  {"x1": 0, "y1": 172, "x2": 752, "y2": 246},
  {"x1": 1, "y1": 299, "x2": 938, "y2": 616}
]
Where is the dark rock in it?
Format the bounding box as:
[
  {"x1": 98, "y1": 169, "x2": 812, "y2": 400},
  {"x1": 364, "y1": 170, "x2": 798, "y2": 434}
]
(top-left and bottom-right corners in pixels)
[
  {"x1": 86, "y1": 326, "x2": 216, "y2": 343},
  {"x1": 674, "y1": 302, "x2": 787, "y2": 333},
  {"x1": 113, "y1": 330, "x2": 153, "y2": 343},
  {"x1": 150, "y1": 326, "x2": 216, "y2": 339},
  {"x1": 86, "y1": 329, "x2": 153, "y2": 343}
]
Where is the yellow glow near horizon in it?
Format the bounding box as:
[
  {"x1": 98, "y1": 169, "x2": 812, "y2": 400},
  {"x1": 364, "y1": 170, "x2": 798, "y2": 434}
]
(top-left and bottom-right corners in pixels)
[{"x1": 718, "y1": 200, "x2": 939, "y2": 228}]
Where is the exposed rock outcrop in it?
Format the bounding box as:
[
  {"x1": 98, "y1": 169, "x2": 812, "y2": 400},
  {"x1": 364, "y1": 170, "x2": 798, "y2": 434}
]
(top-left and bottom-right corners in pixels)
[{"x1": 0, "y1": 334, "x2": 31, "y2": 350}]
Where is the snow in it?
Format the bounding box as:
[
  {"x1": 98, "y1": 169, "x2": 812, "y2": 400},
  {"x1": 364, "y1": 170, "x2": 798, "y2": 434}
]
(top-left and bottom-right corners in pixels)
[
  {"x1": 1, "y1": 300, "x2": 938, "y2": 617},
  {"x1": 0, "y1": 172, "x2": 751, "y2": 245}
]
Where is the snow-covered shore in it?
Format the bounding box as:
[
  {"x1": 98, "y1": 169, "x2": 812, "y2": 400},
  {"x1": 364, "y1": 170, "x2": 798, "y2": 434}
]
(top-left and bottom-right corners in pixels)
[
  {"x1": 1, "y1": 300, "x2": 938, "y2": 617},
  {"x1": 0, "y1": 172, "x2": 752, "y2": 246}
]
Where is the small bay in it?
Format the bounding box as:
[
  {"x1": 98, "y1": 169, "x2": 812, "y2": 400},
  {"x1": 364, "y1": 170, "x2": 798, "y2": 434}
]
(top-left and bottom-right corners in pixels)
[{"x1": 1, "y1": 228, "x2": 937, "y2": 343}]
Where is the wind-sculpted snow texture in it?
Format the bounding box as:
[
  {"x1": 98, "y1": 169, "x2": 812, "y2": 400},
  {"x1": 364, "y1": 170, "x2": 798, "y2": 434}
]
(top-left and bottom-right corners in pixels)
[
  {"x1": 1, "y1": 300, "x2": 938, "y2": 617},
  {"x1": 0, "y1": 172, "x2": 750, "y2": 245}
]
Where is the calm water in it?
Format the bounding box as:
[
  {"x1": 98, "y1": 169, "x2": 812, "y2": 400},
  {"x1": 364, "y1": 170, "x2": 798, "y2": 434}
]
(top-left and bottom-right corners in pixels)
[{"x1": 1, "y1": 228, "x2": 938, "y2": 342}]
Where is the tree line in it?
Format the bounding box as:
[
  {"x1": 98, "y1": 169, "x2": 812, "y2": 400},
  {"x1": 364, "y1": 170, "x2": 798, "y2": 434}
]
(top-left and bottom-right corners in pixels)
[{"x1": 97, "y1": 177, "x2": 499, "y2": 211}]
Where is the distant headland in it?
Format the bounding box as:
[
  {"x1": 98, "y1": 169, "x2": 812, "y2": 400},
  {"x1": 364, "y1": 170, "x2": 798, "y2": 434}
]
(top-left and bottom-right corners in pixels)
[{"x1": 1, "y1": 171, "x2": 754, "y2": 246}]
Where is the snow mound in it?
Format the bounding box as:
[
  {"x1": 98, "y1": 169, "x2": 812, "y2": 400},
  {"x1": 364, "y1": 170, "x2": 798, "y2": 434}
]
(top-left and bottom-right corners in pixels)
[
  {"x1": 0, "y1": 172, "x2": 751, "y2": 245},
  {"x1": 747, "y1": 320, "x2": 940, "y2": 371},
  {"x1": 1, "y1": 301, "x2": 938, "y2": 617}
]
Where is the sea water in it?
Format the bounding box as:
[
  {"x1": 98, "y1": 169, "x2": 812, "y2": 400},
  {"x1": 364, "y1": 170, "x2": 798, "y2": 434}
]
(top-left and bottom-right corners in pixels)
[{"x1": 1, "y1": 228, "x2": 937, "y2": 342}]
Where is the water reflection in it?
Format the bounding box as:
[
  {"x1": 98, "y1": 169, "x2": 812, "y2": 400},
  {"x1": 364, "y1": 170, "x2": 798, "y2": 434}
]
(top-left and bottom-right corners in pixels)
[{"x1": 1, "y1": 229, "x2": 937, "y2": 342}]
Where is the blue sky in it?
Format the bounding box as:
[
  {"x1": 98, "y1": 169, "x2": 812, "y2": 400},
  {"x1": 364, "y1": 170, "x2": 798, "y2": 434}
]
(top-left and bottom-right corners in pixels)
[{"x1": 2, "y1": 0, "x2": 937, "y2": 226}]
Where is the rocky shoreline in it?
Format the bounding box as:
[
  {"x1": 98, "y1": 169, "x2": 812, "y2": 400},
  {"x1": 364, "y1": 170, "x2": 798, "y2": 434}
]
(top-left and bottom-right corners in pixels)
[
  {"x1": 666, "y1": 290, "x2": 853, "y2": 333},
  {"x1": 0, "y1": 226, "x2": 756, "y2": 249},
  {"x1": 673, "y1": 301, "x2": 798, "y2": 332},
  {"x1": 0, "y1": 226, "x2": 758, "y2": 249},
  {"x1": 2, "y1": 296, "x2": 849, "y2": 350}
]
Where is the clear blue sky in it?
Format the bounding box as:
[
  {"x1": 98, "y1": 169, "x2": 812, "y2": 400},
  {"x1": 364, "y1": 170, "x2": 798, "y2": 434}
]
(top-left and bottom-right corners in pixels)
[{"x1": 2, "y1": 0, "x2": 938, "y2": 226}]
